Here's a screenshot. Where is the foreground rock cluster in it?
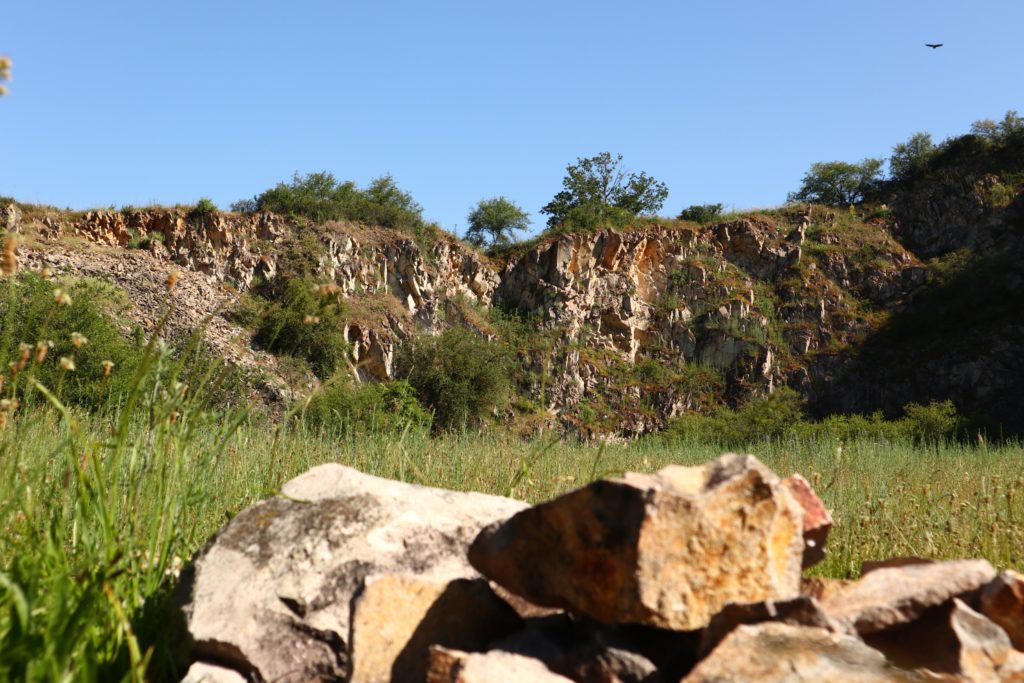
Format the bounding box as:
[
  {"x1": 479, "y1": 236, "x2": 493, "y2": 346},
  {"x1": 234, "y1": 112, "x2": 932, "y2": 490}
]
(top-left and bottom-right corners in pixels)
[{"x1": 175, "y1": 454, "x2": 1024, "y2": 681}]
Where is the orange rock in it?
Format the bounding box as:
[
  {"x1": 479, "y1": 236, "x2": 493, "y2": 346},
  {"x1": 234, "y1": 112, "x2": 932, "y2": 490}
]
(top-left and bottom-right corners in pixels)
[
  {"x1": 782, "y1": 473, "x2": 833, "y2": 568},
  {"x1": 470, "y1": 454, "x2": 804, "y2": 631}
]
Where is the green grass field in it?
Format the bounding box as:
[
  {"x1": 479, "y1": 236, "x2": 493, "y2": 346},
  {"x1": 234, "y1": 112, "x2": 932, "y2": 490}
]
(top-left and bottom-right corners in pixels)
[{"x1": 1, "y1": 386, "x2": 1022, "y2": 680}]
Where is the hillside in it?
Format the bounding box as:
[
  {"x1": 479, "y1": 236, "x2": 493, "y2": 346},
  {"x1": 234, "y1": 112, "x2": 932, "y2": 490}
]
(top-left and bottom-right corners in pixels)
[{"x1": 3, "y1": 128, "x2": 1022, "y2": 437}]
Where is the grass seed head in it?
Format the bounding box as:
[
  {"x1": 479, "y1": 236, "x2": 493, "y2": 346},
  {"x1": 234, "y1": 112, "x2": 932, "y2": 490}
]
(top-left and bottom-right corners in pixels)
[
  {"x1": 59, "y1": 356, "x2": 76, "y2": 372},
  {"x1": 101, "y1": 360, "x2": 114, "y2": 377},
  {"x1": 2, "y1": 235, "x2": 17, "y2": 275},
  {"x1": 71, "y1": 332, "x2": 89, "y2": 348},
  {"x1": 34, "y1": 340, "x2": 51, "y2": 364},
  {"x1": 166, "y1": 271, "x2": 179, "y2": 290},
  {"x1": 53, "y1": 288, "x2": 72, "y2": 306}
]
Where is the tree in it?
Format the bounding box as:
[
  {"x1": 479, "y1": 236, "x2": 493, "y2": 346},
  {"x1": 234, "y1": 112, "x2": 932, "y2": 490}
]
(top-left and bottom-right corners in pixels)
[
  {"x1": 464, "y1": 197, "x2": 530, "y2": 247},
  {"x1": 540, "y1": 152, "x2": 669, "y2": 230},
  {"x1": 889, "y1": 132, "x2": 936, "y2": 182},
  {"x1": 787, "y1": 158, "x2": 884, "y2": 206}
]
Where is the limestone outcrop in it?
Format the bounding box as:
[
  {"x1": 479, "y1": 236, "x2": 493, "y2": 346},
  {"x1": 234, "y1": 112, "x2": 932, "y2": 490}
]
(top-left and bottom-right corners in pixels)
[{"x1": 13, "y1": 195, "x2": 1021, "y2": 435}]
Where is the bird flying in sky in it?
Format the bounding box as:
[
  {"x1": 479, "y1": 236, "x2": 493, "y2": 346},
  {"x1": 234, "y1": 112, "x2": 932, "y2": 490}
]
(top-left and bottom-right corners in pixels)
[{"x1": 925, "y1": 43, "x2": 944, "y2": 49}]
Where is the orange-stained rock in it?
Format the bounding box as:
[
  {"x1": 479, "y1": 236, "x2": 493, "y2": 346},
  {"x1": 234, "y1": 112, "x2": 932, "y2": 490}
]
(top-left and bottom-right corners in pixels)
[
  {"x1": 469, "y1": 454, "x2": 804, "y2": 631},
  {"x1": 979, "y1": 570, "x2": 1024, "y2": 651},
  {"x1": 782, "y1": 473, "x2": 832, "y2": 568},
  {"x1": 698, "y1": 596, "x2": 849, "y2": 657},
  {"x1": 865, "y1": 599, "x2": 1024, "y2": 682},
  {"x1": 349, "y1": 575, "x2": 521, "y2": 683},
  {"x1": 683, "y1": 623, "x2": 928, "y2": 682},
  {"x1": 821, "y1": 559, "x2": 996, "y2": 634}
]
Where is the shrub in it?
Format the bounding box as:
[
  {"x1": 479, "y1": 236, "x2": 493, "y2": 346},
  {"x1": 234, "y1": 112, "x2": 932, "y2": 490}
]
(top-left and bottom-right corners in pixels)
[
  {"x1": 899, "y1": 399, "x2": 962, "y2": 444},
  {"x1": 678, "y1": 203, "x2": 724, "y2": 223},
  {"x1": 303, "y1": 378, "x2": 431, "y2": 436},
  {"x1": 252, "y1": 171, "x2": 426, "y2": 232},
  {"x1": 188, "y1": 197, "x2": 218, "y2": 220},
  {"x1": 0, "y1": 273, "x2": 140, "y2": 408},
  {"x1": 252, "y1": 278, "x2": 348, "y2": 379},
  {"x1": 663, "y1": 388, "x2": 804, "y2": 446},
  {"x1": 396, "y1": 327, "x2": 511, "y2": 431},
  {"x1": 229, "y1": 197, "x2": 259, "y2": 214}
]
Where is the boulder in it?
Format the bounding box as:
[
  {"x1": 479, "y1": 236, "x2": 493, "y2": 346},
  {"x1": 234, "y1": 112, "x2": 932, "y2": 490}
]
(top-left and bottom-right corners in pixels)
[
  {"x1": 682, "y1": 622, "x2": 928, "y2": 682},
  {"x1": 349, "y1": 575, "x2": 520, "y2": 683},
  {"x1": 180, "y1": 662, "x2": 246, "y2": 683},
  {"x1": 427, "y1": 647, "x2": 574, "y2": 683},
  {"x1": 979, "y1": 570, "x2": 1024, "y2": 650},
  {"x1": 176, "y1": 464, "x2": 527, "y2": 682},
  {"x1": 698, "y1": 596, "x2": 848, "y2": 657},
  {"x1": 820, "y1": 559, "x2": 996, "y2": 634},
  {"x1": 864, "y1": 599, "x2": 1024, "y2": 682},
  {"x1": 491, "y1": 614, "x2": 666, "y2": 683},
  {"x1": 781, "y1": 473, "x2": 832, "y2": 568},
  {"x1": 800, "y1": 577, "x2": 851, "y2": 603},
  {"x1": 860, "y1": 556, "x2": 933, "y2": 576},
  {"x1": 469, "y1": 454, "x2": 804, "y2": 630}
]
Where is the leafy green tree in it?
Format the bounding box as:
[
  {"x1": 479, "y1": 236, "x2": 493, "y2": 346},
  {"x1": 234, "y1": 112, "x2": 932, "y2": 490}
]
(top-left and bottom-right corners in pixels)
[
  {"x1": 464, "y1": 197, "x2": 530, "y2": 247},
  {"x1": 787, "y1": 158, "x2": 884, "y2": 206},
  {"x1": 540, "y1": 152, "x2": 669, "y2": 230},
  {"x1": 889, "y1": 133, "x2": 936, "y2": 182},
  {"x1": 971, "y1": 111, "x2": 1024, "y2": 143}
]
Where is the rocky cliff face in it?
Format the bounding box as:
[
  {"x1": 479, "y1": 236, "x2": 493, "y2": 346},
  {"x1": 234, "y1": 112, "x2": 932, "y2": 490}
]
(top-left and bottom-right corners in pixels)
[{"x1": 8, "y1": 167, "x2": 1022, "y2": 435}]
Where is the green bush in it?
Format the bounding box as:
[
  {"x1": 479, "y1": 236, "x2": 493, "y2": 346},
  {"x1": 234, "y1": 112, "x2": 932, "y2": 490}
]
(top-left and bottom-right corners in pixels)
[
  {"x1": 663, "y1": 388, "x2": 804, "y2": 446},
  {"x1": 188, "y1": 197, "x2": 218, "y2": 219},
  {"x1": 396, "y1": 327, "x2": 511, "y2": 431},
  {"x1": 678, "y1": 203, "x2": 724, "y2": 223},
  {"x1": 899, "y1": 400, "x2": 962, "y2": 444},
  {"x1": 303, "y1": 378, "x2": 431, "y2": 437},
  {"x1": 252, "y1": 278, "x2": 348, "y2": 379},
  {"x1": 0, "y1": 273, "x2": 140, "y2": 409},
  {"x1": 252, "y1": 171, "x2": 426, "y2": 232}
]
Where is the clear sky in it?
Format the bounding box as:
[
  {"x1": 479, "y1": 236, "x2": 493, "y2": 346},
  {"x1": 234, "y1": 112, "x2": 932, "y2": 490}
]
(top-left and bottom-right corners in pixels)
[{"x1": 2, "y1": 1, "x2": 1022, "y2": 238}]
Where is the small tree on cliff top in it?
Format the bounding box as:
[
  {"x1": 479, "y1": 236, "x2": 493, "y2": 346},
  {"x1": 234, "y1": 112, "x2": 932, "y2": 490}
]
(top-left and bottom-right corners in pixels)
[
  {"x1": 541, "y1": 152, "x2": 669, "y2": 230},
  {"x1": 787, "y1": 158, "x2": 884, "y2": 206},
  {"x1": 464, "y1": 197, "x2": 530, "y2": 248}
]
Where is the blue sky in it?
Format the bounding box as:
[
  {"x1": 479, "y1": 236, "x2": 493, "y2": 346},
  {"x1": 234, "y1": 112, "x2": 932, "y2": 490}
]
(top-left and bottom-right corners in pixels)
[{"x1": 2, "y1": 1, "x2": 1022, "y2": 238}]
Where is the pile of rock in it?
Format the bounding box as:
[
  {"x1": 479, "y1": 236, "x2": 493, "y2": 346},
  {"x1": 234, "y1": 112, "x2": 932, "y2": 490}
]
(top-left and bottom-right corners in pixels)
[{"x1": 176, "y1": 455, "x2": 1024, "y2": 682}]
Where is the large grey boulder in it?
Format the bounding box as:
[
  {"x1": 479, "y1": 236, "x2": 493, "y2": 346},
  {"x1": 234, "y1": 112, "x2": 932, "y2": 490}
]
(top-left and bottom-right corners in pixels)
[{"x1": 176, "y1": 464, "x2": 527, "y2": 682}]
